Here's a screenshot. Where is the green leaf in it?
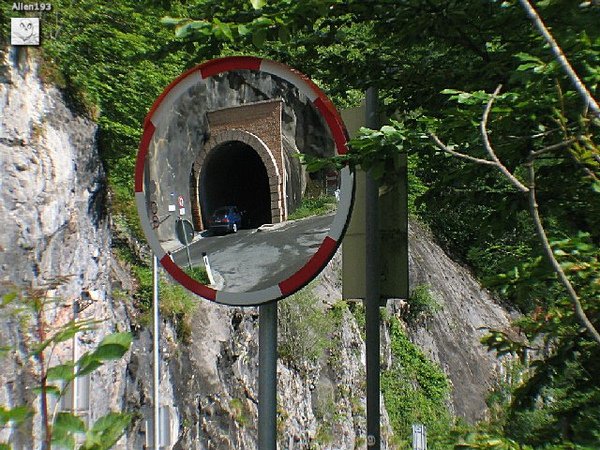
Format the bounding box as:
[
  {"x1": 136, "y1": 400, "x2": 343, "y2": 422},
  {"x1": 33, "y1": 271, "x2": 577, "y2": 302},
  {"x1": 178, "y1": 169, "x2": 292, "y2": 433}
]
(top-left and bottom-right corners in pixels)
[
  {"x1": 54, "y1": 412, "x2": 86, "y2": 434},
  {"x1": 32, "y1": 384, "x2": 61, "y2": 397},
  {"x1": 0, "y1": 405, "x2": 33, "y2": 426},
  {"x1": 217, "y1": 22, "x2": 234, "y2": 41},
  {"x1": 51, "y1": 430, "x2": 75, "y2": 450},
  {"x1": 160, "y1": 16, "x2": 186, "y2": 26},
  {"x1": 380, "y1": 125, "x2": 397, "y2": 136},
  {"x1": 175, "y1": 20, "x2": 210, "y2": 39},
  {"x1": 93, "y1": 343, "x2": 129, "y2": 361},
  {"x1": 517, "y1": 63, "x2": 541, "y2": 72},
  {"x1": 47, "y1": 362, "x2": 76, "y2": 381},
  {"x1": 278, "y1": 26, "x2": 290, "y2": 43},
  {"x1": 440, "y1": 88, "x2": 462, "y2": 95},
  {"x1": 1, "y1": 291, "x2": 18, "y2": 306},
  {"x1": 250, "y1": 0, "x2": 267, "y2": 10},
  {"x1": 252, "y1": 17, "x2": 274, "y2": 27},
  {"x1": 237, "y1": 24, "x2": 250, "y2": 36},
  {"x1": 76, "y1": 352, "x2": 103, "y2": 377},
  {"x1": 252, "y1": 28, "x2": 267, "y2": 48},
  {"x1": 80, "y1": 412, "x2": 132, "y2": 450},
  {"x1": 514, "y1": 52, "x2": 543, "y2": 63},
  {"x1": 98, "y1": 332, "x2": 132, "y2": 349}
]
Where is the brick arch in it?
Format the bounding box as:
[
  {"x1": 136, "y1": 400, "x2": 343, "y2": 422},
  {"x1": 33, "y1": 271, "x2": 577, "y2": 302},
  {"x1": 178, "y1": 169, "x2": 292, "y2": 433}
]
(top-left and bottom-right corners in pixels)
[{"x1": 191, "y1": 129, "x2": 285, "y2": 230}]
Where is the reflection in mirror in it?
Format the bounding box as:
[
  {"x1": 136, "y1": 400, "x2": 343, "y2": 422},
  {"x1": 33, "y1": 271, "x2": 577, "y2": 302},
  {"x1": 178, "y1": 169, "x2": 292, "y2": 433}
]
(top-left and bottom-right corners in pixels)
[{"x1": 142, "y1": 67, "x2": 344, "y2": 295}]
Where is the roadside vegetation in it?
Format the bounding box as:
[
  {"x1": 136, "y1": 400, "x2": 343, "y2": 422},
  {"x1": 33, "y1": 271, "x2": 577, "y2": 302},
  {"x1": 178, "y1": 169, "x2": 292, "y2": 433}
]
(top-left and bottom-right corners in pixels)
[
  {"x1": 113, "y1": 246, "x2": 208, "y2": 343},
  {"x1": 287, "y1": 195, "x2": 337, "y2": 221}
]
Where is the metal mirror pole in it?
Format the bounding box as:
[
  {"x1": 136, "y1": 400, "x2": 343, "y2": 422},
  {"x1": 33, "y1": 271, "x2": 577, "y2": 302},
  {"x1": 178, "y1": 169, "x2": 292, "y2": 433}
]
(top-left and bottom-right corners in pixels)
[
  {"x1": 153, "y1": 255, "x2": 160, "y2": 450},
  {"x1": 365, "y1": 86, "x2": 381, "y2": 449},
  {"x1": 258, "y1": 302, "x2": 278, "y2": 449}
]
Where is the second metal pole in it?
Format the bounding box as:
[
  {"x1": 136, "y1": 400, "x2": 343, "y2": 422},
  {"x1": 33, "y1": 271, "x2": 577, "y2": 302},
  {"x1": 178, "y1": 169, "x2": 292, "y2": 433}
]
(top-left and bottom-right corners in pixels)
[
  {"x1": 258, "y1": 302, "x2": 278, "y2": 449},
  {"x1": 153, "y1": 255, "x2": 160, "y2": 450},
  {"x1": 365, "y1": 86, "x2": 381, "y2": 449}
]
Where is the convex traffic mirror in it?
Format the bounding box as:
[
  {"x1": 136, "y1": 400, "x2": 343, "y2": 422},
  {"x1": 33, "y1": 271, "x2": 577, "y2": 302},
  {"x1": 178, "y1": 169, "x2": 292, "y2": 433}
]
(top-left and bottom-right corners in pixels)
[{"x1": 135, "y1": 57, "x2": 354, "y2": 306}]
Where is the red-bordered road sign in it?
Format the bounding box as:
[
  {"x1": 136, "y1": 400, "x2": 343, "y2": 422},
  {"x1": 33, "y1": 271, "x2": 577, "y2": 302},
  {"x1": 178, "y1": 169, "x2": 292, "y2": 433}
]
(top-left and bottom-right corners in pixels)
[{"x1": 135, "y1": 56, "x2": 354, "y2": 306}]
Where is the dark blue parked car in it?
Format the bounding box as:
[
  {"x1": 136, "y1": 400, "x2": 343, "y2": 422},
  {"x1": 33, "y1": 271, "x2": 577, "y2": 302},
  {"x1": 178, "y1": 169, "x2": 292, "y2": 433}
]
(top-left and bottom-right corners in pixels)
[{"x1": 209, "y1": 206, "x2": 242, "y2": 234}]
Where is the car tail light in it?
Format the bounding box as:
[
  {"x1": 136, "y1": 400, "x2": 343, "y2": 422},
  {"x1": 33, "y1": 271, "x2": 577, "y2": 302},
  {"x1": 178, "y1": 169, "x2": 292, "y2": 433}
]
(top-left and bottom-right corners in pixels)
[{"x1": 223, "y1": 217, "x2": 229, "y2": 223}]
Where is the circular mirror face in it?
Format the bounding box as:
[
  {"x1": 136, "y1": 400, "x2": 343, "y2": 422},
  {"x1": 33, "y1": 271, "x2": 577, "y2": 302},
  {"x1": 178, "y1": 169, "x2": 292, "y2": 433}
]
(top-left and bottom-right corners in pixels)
[{"x1": 135, "y1": 57, "x2": 354, "y2": 306}]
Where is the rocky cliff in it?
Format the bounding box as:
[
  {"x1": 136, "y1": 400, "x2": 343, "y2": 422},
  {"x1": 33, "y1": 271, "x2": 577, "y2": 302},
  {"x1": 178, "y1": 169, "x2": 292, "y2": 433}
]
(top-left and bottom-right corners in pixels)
[
  {"x1": 0, "y1": 47, "x2": 131, "y2": 447},
  {"x1": 0, "y1": 48, "x2": 513, "y2": 449}
]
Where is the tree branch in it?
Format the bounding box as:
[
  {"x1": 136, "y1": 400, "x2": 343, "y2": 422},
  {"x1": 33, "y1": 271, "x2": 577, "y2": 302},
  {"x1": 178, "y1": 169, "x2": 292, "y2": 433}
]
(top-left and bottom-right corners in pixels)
[
  {"x1": 435, "y1": 83, "x2": 600, "y2": 345},
  {"x1": 530, "y1": 137, "x2": 577, "y2": 157},
  {"x1": 480, "y1": 85, "x2": 530, "y2": 192},
  {"x1": 518, "y1": 0, "x2": 600, "y2": 118},
  {"x1": 526, "y1": 161, "x2": 600, "y2": 345},
  {"x1": 428, "y1": 133, "x2": 496, "y2": 166},
  {"x1": 428, "y1": 85, "x2": 528, "y2": 193}
]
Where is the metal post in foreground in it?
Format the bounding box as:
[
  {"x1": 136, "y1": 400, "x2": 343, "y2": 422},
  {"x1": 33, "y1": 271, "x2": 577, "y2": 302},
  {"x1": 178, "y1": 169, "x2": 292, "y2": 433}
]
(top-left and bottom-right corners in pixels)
[
  {"x1": 152, "y1": 255, "x2": 160, "y2": 450},
  {"x1": 258, "y1": 302, "x2": 278, "y2": 449},
  {"x1": 365, "y1": 86, "x2": 381, "y2": 449}
]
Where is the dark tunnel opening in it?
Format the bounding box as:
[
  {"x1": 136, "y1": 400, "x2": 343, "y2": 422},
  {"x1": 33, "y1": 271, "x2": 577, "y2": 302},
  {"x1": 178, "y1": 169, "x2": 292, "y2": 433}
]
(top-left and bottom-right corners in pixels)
[{"x1": 200, "y1": 141, "x2": 272, "y2": 229}]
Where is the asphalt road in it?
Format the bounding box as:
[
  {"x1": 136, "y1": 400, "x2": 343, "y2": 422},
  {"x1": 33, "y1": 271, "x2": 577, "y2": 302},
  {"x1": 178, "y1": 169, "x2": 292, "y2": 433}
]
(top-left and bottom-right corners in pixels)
[{"x1": 173, "y1": 214, "x2": 334, "y2": 292}]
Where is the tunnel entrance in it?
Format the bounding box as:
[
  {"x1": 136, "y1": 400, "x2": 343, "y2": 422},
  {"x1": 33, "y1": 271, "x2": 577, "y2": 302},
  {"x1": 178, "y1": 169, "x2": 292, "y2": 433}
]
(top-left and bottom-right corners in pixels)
[{"x1": 199, "y1": 141, "x2": 272, "y2": 229}]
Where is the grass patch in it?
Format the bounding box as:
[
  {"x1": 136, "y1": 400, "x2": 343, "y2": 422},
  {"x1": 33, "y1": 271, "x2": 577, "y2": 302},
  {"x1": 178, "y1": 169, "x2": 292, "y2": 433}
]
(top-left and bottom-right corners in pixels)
[
  {"x1": 229, "y1": 398, "x2": 250, "y2": 427},
  {"x1": 288, "y1": 195, "x2": 337, "y2": 220},
  {"x1": 183, "y1": 266, "x2": 210, "y2": 284},
  {"x1": 278, "y1": 287, "x2": 344, "y2": 369},
  {"x1": 158, "y1": 281, "x2": 198, "y2": 343},
  {"x1": 115, "y1": 245, "x2": 201, "y2": 342},
  {"x1": 405, "y1": 284, "x2": 441, "y2": 325}
]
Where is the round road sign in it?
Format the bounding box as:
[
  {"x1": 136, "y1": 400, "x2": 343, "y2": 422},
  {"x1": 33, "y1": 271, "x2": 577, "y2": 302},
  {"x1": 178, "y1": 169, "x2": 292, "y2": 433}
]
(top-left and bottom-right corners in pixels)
[
  {"x1": 135, "y1": 56, "x2": 354, "y2": 306},
  {"x1": 175, "y1": 219, "x2": 194, "y2": 246}
]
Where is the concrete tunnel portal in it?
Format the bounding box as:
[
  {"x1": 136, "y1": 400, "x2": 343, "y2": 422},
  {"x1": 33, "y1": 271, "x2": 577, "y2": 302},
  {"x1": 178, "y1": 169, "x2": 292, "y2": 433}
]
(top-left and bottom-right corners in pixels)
[{"x1": 199, "y1": 141, "x2": 272, "y2": 229}]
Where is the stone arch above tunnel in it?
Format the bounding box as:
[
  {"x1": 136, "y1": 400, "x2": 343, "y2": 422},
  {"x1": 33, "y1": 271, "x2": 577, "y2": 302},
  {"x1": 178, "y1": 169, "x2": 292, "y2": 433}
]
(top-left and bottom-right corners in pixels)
[{"x1": 191, "y1": 101, "x2": 286, "y2": 230}]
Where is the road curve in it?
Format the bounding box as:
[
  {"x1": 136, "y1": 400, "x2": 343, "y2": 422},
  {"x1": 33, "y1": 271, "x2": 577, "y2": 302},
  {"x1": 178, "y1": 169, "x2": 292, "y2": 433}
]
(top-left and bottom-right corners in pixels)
[{"x1": 173, "y1": 214, "x2": 334, "y2": 292}]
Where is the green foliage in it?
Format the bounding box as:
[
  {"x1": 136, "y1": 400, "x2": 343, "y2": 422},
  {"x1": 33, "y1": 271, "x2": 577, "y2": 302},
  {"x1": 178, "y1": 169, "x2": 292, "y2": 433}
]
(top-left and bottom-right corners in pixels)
[
  {"x1": 382, "y1": 317, "x2": 452, "y2": 447},
  {"x1": 287, "y1": 195, "x2": 337, "y2": 220},
  {"x1": 278, "y1": 287, "x2": 341, "y2": 368},
  {"x1": 454, "y1": 432, "x2": 531, "y2": 449},
  {"x1": 0, "y1": 287, "x2": 132, "y2": 449},
  {"x1": 405, "y1": 284, "x2": 442, "y2": 325},
  {"x1": 119, "y1": 247, "x2": 203, "y2": 342},
  {"x1": 229, "y1": 398, "x2": 250, "y2": 427},
  {"x1": 158, "y1": 278, "x2": 199, "y2": 343},
  {"x1": 0, "y1": 406, "x2": 33, "y2": 428},
  {"x1": 80, "y1": 412, "x2": 134, "y2": 450},
  {"x1": 36, "y1": 0, "x2": 200, "y2": 240},
  {"x1": 183, "y1": 266, "x2": 211, "y2": 285}
]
